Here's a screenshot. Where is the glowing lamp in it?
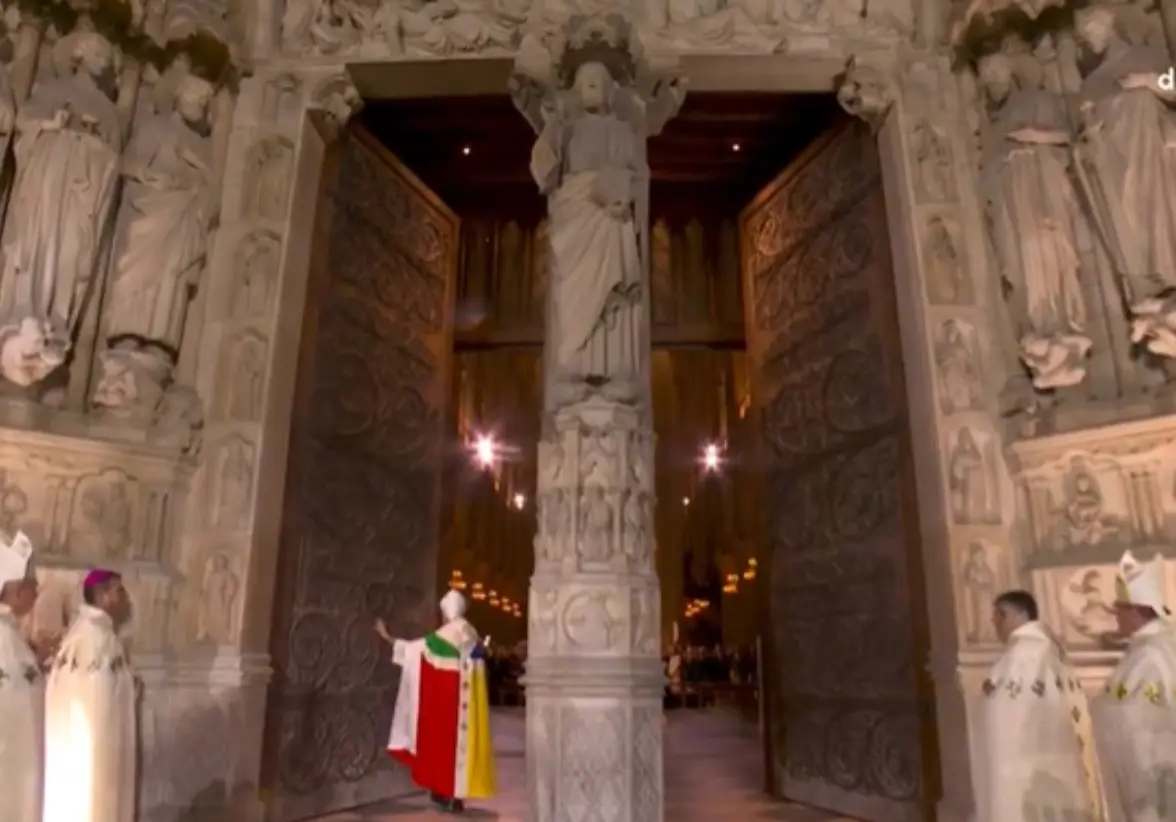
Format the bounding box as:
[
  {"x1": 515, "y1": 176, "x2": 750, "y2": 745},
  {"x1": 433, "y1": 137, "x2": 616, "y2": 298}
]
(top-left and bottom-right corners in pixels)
[
  {"x1": 472, "y1": 435, "x2": 496, "y2": 468},
  {"x1": 702, "y1": 443, "x2": 721, "y2": 472},
  {"x1": 512, "y1": 493, "x2": 526, "y2": 510}
]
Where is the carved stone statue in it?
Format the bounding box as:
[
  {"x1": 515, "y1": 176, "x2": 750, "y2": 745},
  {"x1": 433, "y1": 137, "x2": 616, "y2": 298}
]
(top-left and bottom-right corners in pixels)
[
  {"x1": 962, "y1": 542, "x2": 997, "y2": 643},
  {"x1": 513, "y1": 54, "x2": 683, "y2": 412},
  {"x1": 281, "y1": 0, "x2": 368, "y2": 55},
  {"x1": 196, "y1": 552, "x2": 239, "y2": 644},
  {"x1": 978, "y1": 50, "x2": 1092, "y2": 390},
  {"x1": 93, "y1": 57, "x2": 217, "y2": 416},
  {"x1": 0, "y1": 25, "x2": 122, "y2": 388},
  {"x1": 836, "y1": 55, "x2": 894, "y2": 131},
  {"x1": 1073, "y1": 5, "x2": 1176, "y2": 358},
  {"x1": 642, "y1": 0, "x2": 785, "y2": 53}
]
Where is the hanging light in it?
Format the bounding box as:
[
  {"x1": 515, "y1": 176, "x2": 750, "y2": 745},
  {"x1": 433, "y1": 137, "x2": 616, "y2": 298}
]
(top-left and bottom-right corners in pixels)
[
  {"x1": 471, "y1": 434, "x2": 497, "y2": 468},
  {"x1": 512, "y1": 493, "x2": 526, "y2": 510},
  {"x1": 723, "y1": 573, "x2": 739, "y2": 594},
  {"x1": 744, "y1": 557, "x2": 757, "y2": 580},
  {"x1": 449, "y1": 570, "x2": 467, "y2": 591},
  {"x1": 701, "y1": 442, "x2": 722, "y2": 472},
  {"x1": 472, "y1": 582, "x2": 486, "y2": 601}
]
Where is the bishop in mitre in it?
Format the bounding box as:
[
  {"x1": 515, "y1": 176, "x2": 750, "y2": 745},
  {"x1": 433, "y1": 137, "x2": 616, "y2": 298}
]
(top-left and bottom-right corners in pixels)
[
  {"x1": 43, "y1": 569, "x2": 137, "y2": 822},
  {"x1": 378, "y1": 589, "x2": 497, "y2": 813},
  {"x1": 1094, "y1": 551, "x2": 1176, "y2": 822},
  {"x1": 979, "y1": 589, "x2": 1107, "y2": 822},
  {"x1": 0, "y1": 531, "x2": 44, "y2": 822}
]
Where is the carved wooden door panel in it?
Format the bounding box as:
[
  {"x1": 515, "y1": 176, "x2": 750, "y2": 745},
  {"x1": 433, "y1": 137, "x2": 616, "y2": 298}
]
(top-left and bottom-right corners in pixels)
[
  {"x1": 261, "y1": 124, "x2": 458, "y2": 822},
  {"x1": 740, "y1": 120, "x2": 940, "y2": 822}
]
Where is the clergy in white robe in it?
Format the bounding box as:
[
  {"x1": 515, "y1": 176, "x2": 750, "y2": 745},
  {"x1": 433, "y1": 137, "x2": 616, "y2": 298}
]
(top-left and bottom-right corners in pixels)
[
  {"x1": 43, "y1": 568, "x2": 137, "y2": 822},
  {"x1": 0, "y1": 531, "x2": 44, "y2": 822},
  {"x1": 1094, "y1": 551, "x2": 1176, "y2": 822},
  {"x1": 979, "y1": 589, "x2": 1107, "y2": 822}
]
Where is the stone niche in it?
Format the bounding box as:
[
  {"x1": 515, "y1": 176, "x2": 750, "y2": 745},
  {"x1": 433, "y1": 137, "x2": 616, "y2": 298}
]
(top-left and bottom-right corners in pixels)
[{"x1": 1008, "y1": 416, "x2": 1176, "y2": 659}]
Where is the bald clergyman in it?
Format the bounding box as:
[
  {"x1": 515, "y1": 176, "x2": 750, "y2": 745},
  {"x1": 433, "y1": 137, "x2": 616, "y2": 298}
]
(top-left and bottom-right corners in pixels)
[{"x1": 43, "y1": 568, "x2": 136, "y2": 822}]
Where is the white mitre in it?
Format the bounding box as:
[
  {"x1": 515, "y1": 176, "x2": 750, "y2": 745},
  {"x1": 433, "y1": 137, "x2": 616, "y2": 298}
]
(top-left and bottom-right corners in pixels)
[
  {"x1": 1114, "y1": 550, "x2": 1169, "y2": 615},
  {"x1": 0, "y1": 530, "x2": 33, "y2": 588},
  {"x1": 440, "y1": 588, "x2": 467, "y2": 622}
]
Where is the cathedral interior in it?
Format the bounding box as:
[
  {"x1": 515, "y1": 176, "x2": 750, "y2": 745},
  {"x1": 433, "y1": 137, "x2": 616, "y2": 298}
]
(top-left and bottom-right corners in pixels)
[{"x1": 355, "y1": 90, "x2": 843, "y2": 649}]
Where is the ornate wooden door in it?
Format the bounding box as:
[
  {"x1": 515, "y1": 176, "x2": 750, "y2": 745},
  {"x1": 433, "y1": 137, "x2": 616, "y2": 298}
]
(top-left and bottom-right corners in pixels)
[
  {"x1": 741, "y1": 120, "x2": 940, "y2": 822},
  {"x1": 260, "y1": 124, "x2": 458, "y2": 822}
]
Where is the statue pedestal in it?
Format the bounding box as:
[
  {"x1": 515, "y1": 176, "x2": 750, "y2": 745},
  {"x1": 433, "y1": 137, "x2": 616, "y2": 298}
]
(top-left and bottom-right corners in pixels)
[{"x1": 527, "y1": 397, "x2": 663, "y2": 822}]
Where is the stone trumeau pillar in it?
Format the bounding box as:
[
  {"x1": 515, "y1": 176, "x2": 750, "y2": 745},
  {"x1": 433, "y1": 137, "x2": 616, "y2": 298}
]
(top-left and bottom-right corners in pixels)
[{"x1": 509, "y1": 14, "x2": 684, "y2": 822}]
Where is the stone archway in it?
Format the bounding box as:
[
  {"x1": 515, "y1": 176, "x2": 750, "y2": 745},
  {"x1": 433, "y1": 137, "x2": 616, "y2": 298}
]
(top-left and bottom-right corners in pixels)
[
  {"x1": 197, "y1": 47, "x2": 1003, "y2": 822},
  {"x1": 0, "y1": 12, "x2": 1018, "y2": 822}
]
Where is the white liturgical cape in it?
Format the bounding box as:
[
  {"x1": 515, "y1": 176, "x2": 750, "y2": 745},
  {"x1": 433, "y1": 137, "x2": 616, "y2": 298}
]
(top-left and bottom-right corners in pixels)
[
  {"x1": 0, "y1": 603, "x2": 44, "y2": 822},
  {"x1": 0, "y1": 529, "x2": 43, "y2": 822},
  {"x1": 1094, "y1": 619, "x2": 1176, "y2": 822},
  {"x1": 43, "y1": 604, "x2": 137, "y2": 822},
  {"x1": 979, "y1": 621, "x2": 1106, "y2": 822}
]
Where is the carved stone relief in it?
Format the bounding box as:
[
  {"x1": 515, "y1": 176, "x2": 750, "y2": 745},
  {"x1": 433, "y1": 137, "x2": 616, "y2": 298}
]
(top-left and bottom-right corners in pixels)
[
  {"x1": 1017, "y1": 450, "x2": 1168, "y2": 564},
  {"x1": 557, "y1": 705, "x2": 626, "y2": 818},
  {"x1": 1034, "y1": 556, "x2": 1176, "y2": 650},
  {"x1": 946, "y1": 425, "x2": 1003, "y2": 525},
  {"x1": 960, "y1": 539, "x2": 1002, "y2": 645},
  {"x1": 242, "y1": 137, "x2": 295, "y2": 221},
  {"x1": 535, "y1": 401, "x2": 655, "y2": 576},
  {"x1": 210, "y1": 435, "x2": 256, "y2": 530},
  {"x1": 921, "y1": 213, "x2": 972, "y2": 306},
  {"x1": 230, "y1": 229, "x2": 281, "y2": 320},
  {"x1": 934, "y1": 318, "x2": 984, "y2": 413},
  {"x1": 910, "y1": 120, "x2": 955, "y2": 203},
  {"x1": 276, "y1": 0, "x2": 911, "y2": 63},
  {"x1": 121, "y1": 566, "x2": 181, "y2": 655},
  {"x1": 0, "y1": 429, "x2": 189, "y2": 563},
  {"x1": 1058, "y1": 566, "x2": 1118, "y2": 641},
  {"x1": 630, "y1": 584, "x2": 659, "y2": 655},
  {"x1": 560, "y1": 589, "x2": 625, "y2": 653},
  {"x1": 260, "y1": 73, "x2": 304, "y2": 126},
  {"x1": 196, "y1": 551, "x2": 240, "y2": 645},
  {"x1": 218, "y1": 332, "x2": 268, "y2": 422},
  {"x1": 529, "y1": 586, "x2": 560, "y2": 656}
]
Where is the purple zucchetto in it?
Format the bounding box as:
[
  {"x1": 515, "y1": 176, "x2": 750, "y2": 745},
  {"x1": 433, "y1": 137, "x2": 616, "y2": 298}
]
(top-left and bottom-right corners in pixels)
[{"x1": 83, "y1": 569, "x2": 117, "y2": 590}]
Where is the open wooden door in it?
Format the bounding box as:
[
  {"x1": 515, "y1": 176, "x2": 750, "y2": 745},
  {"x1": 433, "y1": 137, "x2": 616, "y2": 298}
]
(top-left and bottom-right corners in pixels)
[
  {"x1": 741, "y1": 119, "x2": 940, "y2": 822},
  {"x1": 260, "y1": 124, "x2": 458, "y2": 822}
]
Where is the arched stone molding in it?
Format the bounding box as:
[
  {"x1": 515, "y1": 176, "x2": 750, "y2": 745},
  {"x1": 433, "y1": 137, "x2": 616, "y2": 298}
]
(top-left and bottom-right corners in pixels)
[
  {"x1": 147, "y1": 32, "x2": 1018, "y2": 822},
  {"x1": 132, "y1": 65, "x2": 362, "y2": 822}
]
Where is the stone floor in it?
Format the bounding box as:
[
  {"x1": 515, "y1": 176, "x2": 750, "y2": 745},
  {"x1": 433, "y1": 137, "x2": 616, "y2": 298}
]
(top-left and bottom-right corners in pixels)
[{"x1": 314, "y1": 709, "x2": 856, "y2": 821}]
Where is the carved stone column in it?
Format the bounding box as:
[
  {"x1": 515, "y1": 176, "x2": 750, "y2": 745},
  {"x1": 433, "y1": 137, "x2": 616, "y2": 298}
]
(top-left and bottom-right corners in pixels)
[
  {"x1": 529, "y1": 399, "x2": 663, "y2": 822},
  {"x1": 510, "y1": 16, "x2": 683, "y2": 822}
]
